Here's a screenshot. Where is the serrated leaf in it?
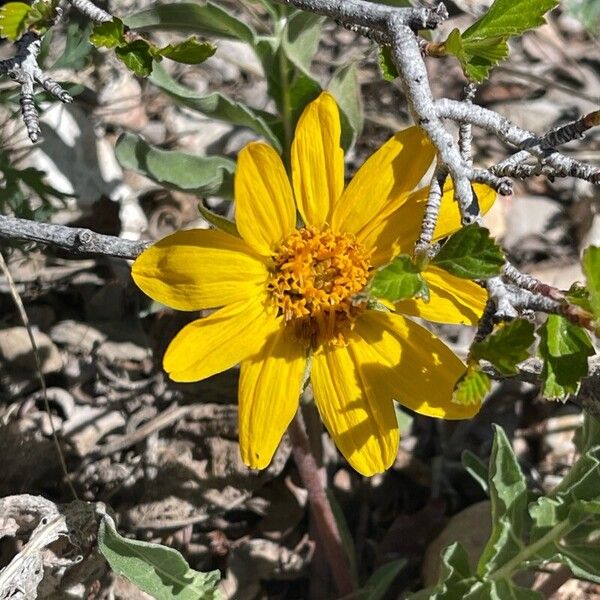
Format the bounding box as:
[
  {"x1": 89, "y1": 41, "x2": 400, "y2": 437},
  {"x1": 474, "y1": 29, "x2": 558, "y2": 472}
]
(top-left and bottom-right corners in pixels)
[
  {"x1": 462, "y1": 0, "x2": 559, "y2": 41},
  {"x1": 158, "y1": 36, "x2": 216, "y2": 64},
  {"x1": 442, "y1": 0, "x2": 558, "y2": 82},
  {"x1": 124, "y1": 2, "x2": 255, "y2": 45},
  {"x1": 433, "y1": 224, "x2": 504, "y2": 279},
  {"x1": 528, "y1": 447, "x2": 600, "y2": 582},
  {"x1": 538, "y1": 315, "x2": 594, "y2": 401},
  {"x1": 439, "y1": 542, "x2": 472, "y2": 586},
  {"x1": 25, "y1": 0, "x2": 58, "y2": 34},
  {"x1": 0, "y1": 2, "x2": 32, "y2": 40},
  {"x1": 453, "y1": 364, "x2": 491, "y2": 406},
  {"x1": 115, "y1": 40, "x2": 154, "y2": 77},
  {"x1": 471, "y1": 319, "x2": 535, "y2": 375},
  {"x1": 565, "y1": 282, "x2": 592, "y2": 313},
  {"x1": 89, "y1": 17, "x2": 125, "y2": 49},
  {"x1": 149, "y1": 61, "x2": 281, "y2": 151},
  {"x1": 371, "y1": 255, "x2": 429, "y2": 302},
  {"x1": 98, "y1": 515, "x2": 221, "y2": 600},
  {"x1": 462, "y1": 450, "x2": 489, "y2": 495},
  {"x1": 378, "y1": 46, "x2": 398, "y2": 81},
  {"x1": 115, "y1": 133, "x2": 235, "y2": 199},
  {"x1": 582, "y1": 246, "x2": 600, "y2": 322},
  {"x1": 477, "y1": 425, "x2": 528, "y2": 576}
]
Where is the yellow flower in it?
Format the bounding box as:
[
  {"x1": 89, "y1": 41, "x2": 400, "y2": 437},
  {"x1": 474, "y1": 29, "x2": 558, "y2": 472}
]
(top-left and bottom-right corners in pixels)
[{"x1": 132, "y1": 92, "x2": 495, "y2": 476}]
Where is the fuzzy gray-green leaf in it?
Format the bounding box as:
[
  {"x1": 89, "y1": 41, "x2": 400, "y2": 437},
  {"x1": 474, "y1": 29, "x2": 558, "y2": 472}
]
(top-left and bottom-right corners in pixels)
[
  {"x1": 98, "y1": 515, "x2": 221, "y2": 600},
  {"x1": 115, "y1": 133, "x2": 234, "y2": 198}
]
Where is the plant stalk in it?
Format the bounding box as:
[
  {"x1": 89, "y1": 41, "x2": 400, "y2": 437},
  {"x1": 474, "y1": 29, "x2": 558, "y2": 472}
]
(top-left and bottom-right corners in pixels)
[{"x1": 288, "y1": 410, "x2": 355, "y2": 596}]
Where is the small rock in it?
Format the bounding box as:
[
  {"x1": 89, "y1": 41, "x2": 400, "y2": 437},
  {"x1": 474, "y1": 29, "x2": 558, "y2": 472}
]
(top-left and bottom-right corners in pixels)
[
  {"x1": 0, "y1": 327, "x2": 62, "y2": 375},
  {"x1": 502, "y1": 194, "x2": 563, "y2": 253}
]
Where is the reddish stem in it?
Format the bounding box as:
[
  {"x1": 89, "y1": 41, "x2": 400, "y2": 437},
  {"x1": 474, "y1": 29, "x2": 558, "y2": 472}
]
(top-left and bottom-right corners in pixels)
[{"x1": 288, "y1": 410, "x2": 355, "y2": 597}]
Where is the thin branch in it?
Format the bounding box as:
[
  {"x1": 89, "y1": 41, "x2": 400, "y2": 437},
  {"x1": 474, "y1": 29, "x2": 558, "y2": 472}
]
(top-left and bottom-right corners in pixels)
[
  {"x1": 436, "y1": 99, "x2": 600, "y2": 184},
  {"x1": 390, "y1": 22, "x2": 479, "y2": 225},
  {"x1": 415, "y1": 164, "x2": 448, "y2": 257},
  {"x1": 0, "y1": 214, "x2": 149, "y2": 259},
  {"x1": 0, "y1": 33, "x2": 72, "y2": 142},
  {"x1": 288, "y1": 410, "x2": 355, "y2": 596},
  {"x1": 482, "y1": 356, "x2": 600, "y2": 416},
  {"x1": 275, "y1": 0, "x2": 448, "y2": 32},
  {"x1": 67, "y1": 0, "x2": 112, "y2": 22}
]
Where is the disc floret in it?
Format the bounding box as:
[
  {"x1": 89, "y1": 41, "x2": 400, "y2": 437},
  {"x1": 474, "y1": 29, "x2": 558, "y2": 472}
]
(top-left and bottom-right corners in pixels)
[{"x1": 267, "y1": 227, "x2": 372, "y2": 347}]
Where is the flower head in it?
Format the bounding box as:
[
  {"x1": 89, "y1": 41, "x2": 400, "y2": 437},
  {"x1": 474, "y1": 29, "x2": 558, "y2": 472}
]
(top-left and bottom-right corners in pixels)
[{"x1": 132, "y1": 92, "x2": 495, "y2": 476}]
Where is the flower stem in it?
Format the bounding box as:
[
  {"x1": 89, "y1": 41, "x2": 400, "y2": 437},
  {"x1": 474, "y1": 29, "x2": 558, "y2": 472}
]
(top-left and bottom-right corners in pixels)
[{"x1": 288, "y1": 410, "x2": 355, "y2": 596}]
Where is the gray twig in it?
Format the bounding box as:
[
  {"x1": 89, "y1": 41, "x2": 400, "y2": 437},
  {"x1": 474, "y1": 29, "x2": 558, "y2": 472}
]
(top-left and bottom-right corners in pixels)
[
  {"x1": 0, "y1": 33, "x2": 72, "y2": 142},
  {"x1": 415, "y1": 164, "x2": 448, "y2": 257},
  {"x1": 0, "y1": 214, "x2": 149, "y2": 259},
  {"x1": 390, "y1": 23, "x2": 479, "y2": 225},
  {"x1": 66, "y1": 0, "x2": 112, "y2": 22},
  {"x1": 275, "y1": 0, "x2": 447, "y2": 32},
  {"x1": 436, "y1": 99, "x2": 600, "y2": 184}
]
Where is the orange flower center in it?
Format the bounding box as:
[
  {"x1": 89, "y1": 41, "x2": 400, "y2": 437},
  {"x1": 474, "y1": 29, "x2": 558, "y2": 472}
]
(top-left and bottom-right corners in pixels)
[{"x1": 267, "y1": 227, "x2": 372, "y2": 347}]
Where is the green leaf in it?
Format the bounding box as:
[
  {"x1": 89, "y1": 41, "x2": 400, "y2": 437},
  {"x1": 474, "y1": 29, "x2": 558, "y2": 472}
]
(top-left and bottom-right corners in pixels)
[
  {"x1": 49, "y1": 23, "x2": 93, "y2": 71},
  {"x1": 442, "y1": 0, "x2": 559, "y2": 82},
  {"x1": 115, "y1": 40, "x2": 155, "y2": 77},
  {"x1": 25, "y1": 0, "x2": 58, "y2": 34},
  {"x1": 0, "y1": 2, "x2": 32, "y2": 40},
  {"x1": 462, "y1": 0, "x2": 559, "y2": 41},
  {"x1": 328, "y1": 62, "x2": 364, "y2": 150},
  {"x1": 158, "y1": 36, "x2": 216, "y2": 64},
  {"x1": 477, "y1": 425, "x2": 528, "y2": 576},
  {"x1": 439, "y1": 542, "x2": 472, "y2": 586},
  {"x1": 197, "y1": 203, "x2": 239, "y2": 237},
  {"x1": 361, "y1": 560, "x2": 406, "y2": 600},
  {"x1": 115, "y1": 133, "x2": 235, "y2": 199},
  {"x1": 582, "y1": 246, "x2": 600, "y2": 322},
  {"x1": 149, "y1": 61, "x2": 281, "y2": 151},
  {"x1": 98, "y1": 515, "x2": 221, "y2": 600},
  {"x1": 565, "y1": 282, "x2": 592, "y2": 314},
  {"x1": 371, "y1": 255, "x2": 429, "y2": 302},
  {"x1": 538, "y1": 315, "x2": 594, "y2": 401},
  {"x1": 327, "y1": 490, "x2": 358, "y2": 584},
  {"x1": 432, "y1": 224, "x2": 505, "y2": 279},
  {"x1": 528, "y1": 447, "x2": 600, "y2": 583},
  {"x1": 378, "y1": 46, "x2": 398, "y2": 81},
  {"x1": 462, "y1": 449, "x2": 489, "y2": 495},
  {"x1": 452, "y1": 365, "x2": 491, "y2": 406},
  {"x1": 89, "y1": 17, "x2": 125, "y2": 49},
  {"x1": 575, "y1": 413, "x2": 600, "y2": 454},
  {"x1": 471, "y1": 319, "x2": 535, "y2": 375},
  {"x1": 124, "y1": 2, "x2": 256, "y2": 45},
  {"x1": 282, "y1": 10, "x2": 324, "y2": 72}
]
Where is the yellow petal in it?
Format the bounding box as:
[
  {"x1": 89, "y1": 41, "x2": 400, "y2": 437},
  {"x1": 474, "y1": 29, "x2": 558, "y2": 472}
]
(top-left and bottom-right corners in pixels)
[
  {"x1": 235, "y1": 142, "x2": 296, "y2": 255},
  {"x1": 132, "y1": 229, "x2": 268, "y2": 311},
  {"x1": 163, "y1": 295, "x2": 280, "y2": 382},
  {"x1": 239, "y1": 329, "x2": 306, "y2": 469},
  {"x1": 366, "y1": 181, "x2": 496, "y2": 268},
  {"x1": 311, "y1": 338, "x2": 399, "y2": 475},
  {"x1": 331, "y1": 127, "x2": 435, "y2": 240},
  {"x1": 395, "y1": 265, "x2": 488, "y2": 325},
  {"x1": 356, "y1": 310, "x2": 480, "y2": 419},
  {"x1": 291, "y1": 92, "x2": 344, "y2": 229}
]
